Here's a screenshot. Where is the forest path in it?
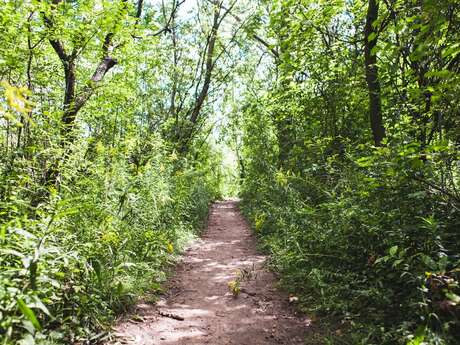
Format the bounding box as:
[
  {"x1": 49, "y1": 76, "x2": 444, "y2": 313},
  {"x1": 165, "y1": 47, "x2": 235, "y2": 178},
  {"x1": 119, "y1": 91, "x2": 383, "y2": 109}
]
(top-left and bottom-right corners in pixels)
[{"x1": 111, "y1": 200, "x2": 310, "y2": 345}]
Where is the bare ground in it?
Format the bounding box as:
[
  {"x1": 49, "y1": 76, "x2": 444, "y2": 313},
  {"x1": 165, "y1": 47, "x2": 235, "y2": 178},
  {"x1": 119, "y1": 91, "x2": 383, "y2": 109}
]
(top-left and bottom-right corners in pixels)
[{"x1": 110, "y1": 200, "x2": 312, "y2": 345}]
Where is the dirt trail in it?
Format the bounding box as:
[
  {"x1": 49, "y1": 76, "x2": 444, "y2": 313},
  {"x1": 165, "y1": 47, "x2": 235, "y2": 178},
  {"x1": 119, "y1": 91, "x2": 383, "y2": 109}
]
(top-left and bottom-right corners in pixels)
[{"x1": 111, "y1": 200, "x2": 310, "y2": 345}]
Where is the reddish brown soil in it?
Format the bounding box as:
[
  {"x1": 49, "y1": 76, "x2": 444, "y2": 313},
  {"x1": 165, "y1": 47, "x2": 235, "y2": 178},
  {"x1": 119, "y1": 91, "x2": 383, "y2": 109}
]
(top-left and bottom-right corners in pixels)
[{"x1": 110, "y1": 201, "x2": 311, "y2": 345}]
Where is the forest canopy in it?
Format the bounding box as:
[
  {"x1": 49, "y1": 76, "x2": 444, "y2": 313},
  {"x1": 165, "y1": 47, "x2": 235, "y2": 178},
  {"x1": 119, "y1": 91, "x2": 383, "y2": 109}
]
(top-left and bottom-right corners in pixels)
[{"x1": 1, "y1": 0, "x2": 459, "y2": 344}]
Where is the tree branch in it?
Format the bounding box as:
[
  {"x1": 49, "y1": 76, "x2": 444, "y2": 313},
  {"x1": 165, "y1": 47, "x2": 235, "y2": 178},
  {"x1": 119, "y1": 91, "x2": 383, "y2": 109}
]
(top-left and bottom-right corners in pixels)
[{"x1": 211, "y1": 0, "x2": 280, "y2": 59}]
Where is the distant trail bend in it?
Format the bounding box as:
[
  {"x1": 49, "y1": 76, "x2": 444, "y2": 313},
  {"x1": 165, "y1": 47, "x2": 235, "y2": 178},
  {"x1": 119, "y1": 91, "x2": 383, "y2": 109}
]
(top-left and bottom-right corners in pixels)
[{"x1": 111, "y1": 200, "x2": 309, "y2": 345}]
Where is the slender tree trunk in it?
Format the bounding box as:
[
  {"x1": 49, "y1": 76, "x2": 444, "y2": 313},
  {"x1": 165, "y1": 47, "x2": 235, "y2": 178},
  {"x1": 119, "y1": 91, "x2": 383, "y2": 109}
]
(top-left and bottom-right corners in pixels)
[
  {"x1": 364, "y1": 0, "x2": 386, "y2": 146},
  {"x1": 61, "y1": 59, "x2": 77, "y2": 136},
  {"x1": 177, "y1": 0, "x2": 231, "y2": 153},
  {"x1": 188, "y1": 3, "x2": 220, "y2": 125}
]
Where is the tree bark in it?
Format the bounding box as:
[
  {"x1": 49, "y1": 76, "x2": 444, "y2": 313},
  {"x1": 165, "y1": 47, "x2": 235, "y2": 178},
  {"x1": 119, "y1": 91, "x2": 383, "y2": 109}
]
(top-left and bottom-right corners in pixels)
[
  {"x1": 176, "y1": 1, "x2": 236, "y2": 153},
  {"x1": 41, "y1": 0, "x2": 138, "y2": 138},
  {"x1": 364, "y1": 0, "x2": 386, "y2": 146},
  {"x1": 189, "y1": 2, "x2": 221, "y2": 125},
  {"x1": 36, "y1": 0, "x2": 141, "y2": 192}
]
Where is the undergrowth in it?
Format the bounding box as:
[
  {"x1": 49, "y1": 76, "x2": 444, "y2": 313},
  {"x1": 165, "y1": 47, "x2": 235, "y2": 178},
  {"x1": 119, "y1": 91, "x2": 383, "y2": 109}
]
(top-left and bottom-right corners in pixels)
[
  {"x1": 0, "y1": 134, "x2": 220, "y2": 344},
  {"x1": 239, "y1": 106, "x2": 460, "y2": 345}
]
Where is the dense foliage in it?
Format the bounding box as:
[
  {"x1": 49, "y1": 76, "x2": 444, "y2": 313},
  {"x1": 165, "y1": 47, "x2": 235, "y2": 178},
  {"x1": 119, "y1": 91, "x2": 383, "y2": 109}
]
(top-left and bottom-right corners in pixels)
[
  {"x1": 2, "y1": 0, "x2": 460, "y2": 344},
  {"x1": 236, "y1": 0, "x2": 460, "y2": 344},
  {"x1": 0, "y1": 0, "x2": 233, "y2": 343}
]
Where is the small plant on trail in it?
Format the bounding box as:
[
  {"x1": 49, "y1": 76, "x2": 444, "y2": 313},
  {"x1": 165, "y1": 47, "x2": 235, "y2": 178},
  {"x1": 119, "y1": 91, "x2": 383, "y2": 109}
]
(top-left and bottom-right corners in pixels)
[
  {"x1": 228, "y1": 279, "x2": 241, "y2": 297},
  {"x1": 228, "y1": 265, "x2": 257, "y2": 297}
]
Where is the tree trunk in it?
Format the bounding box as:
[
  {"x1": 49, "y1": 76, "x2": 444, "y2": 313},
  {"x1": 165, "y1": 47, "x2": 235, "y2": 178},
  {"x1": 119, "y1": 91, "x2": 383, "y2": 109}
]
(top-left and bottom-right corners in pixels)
[
  {"x1": 61, "y1": 59, "x2": 77, "y2": 136},
  {"x1": 364, "y1": 0, "x2": 386, "y2": 146},
  {"x1": 188, "y1": 2, "x2": 221, "y2": 125}
]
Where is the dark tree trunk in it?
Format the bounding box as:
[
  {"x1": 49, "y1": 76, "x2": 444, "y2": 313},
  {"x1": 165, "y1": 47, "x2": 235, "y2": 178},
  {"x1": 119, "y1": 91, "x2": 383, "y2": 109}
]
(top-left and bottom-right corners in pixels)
[
  {"x1": 364, "y1": 0, "x2": 386, "y2": 146},
  {"x1": 189, "y1": 3, "x2": 220, "y2": 125},
  {"x1": 62, "y1": 59, "x2": 77, "y2": 135},
  {"x1": 176, "y1": 0, "x2": 231, "y2": 154}
]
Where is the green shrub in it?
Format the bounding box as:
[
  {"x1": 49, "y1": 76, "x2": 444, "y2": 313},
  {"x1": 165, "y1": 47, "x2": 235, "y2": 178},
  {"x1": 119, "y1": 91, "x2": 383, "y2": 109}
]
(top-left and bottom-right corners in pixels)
[
  {"x1": 0, "y1": 134, "x2": 220, "y2": 344},
  {"x1": 239, "y1": 105, "x2": 460, "y2": 345}
]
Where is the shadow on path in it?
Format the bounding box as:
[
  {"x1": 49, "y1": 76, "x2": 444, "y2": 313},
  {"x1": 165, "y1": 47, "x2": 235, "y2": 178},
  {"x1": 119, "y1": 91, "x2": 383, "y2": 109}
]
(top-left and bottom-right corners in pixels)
[{"x1": 110, "y1": 200, "x2": 311, "y2": 345}]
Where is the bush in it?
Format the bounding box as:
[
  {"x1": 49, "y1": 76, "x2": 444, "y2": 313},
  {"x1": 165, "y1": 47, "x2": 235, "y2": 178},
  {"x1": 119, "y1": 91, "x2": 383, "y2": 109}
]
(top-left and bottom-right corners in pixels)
[
  {"x1": 239, "y1": 105, "x2": 460, "y2": 345},
  {"x1": 0, "y1": 133, "x2": 220, "y2": 344}
]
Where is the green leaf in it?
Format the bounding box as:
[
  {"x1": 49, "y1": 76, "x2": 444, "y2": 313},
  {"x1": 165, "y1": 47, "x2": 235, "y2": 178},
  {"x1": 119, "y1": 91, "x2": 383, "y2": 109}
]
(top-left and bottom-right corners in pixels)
[
  {"x1": 407, "y1": 334, "x2": 425, "y2": 345},
  {"x1": 356, "y1": 156, "x2": 374, "y2": 168},
  {"x1": 393, "y1": 259, "x2": 404, "y2": 267},
  {"x1": 0, "y1": 248, "x2": 24, "y2": 258},
  {"x1": 371, "y1": 46, "x2": 379, "y2": 56},
  {"x1": 389, "y1": 246, "x2": 398, "y2": 256},
  {"x1": 91, "y1": 259, "x2": 102, "y2": 284},
  {"x1": 18, "y1": 333, "x2": 35, "y2": 345},
  {"x1": 425, "y1": 70, "x2": 451, "y2": 78},
  {"x1": 21, "y1": 320, "x2": 36, "y2": 334},
  {"x1": 375, "y1": 256, "x2": 389, "y2": 264},
  {"x1": 445, "y1": 292, "x2": 460, "y2": 305},
  {"x1": 30, "y1": 296, "x2": 52, "y2": 317},
  {"x1": 17, "y1": 298, "x2": 41, "y2": 331},
  {"x1": 367, "y1": 32, "x2": 377, "y2": 42},
  {"x1": 407, "y1": 325, "x2": 426, "y2": 345}
]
